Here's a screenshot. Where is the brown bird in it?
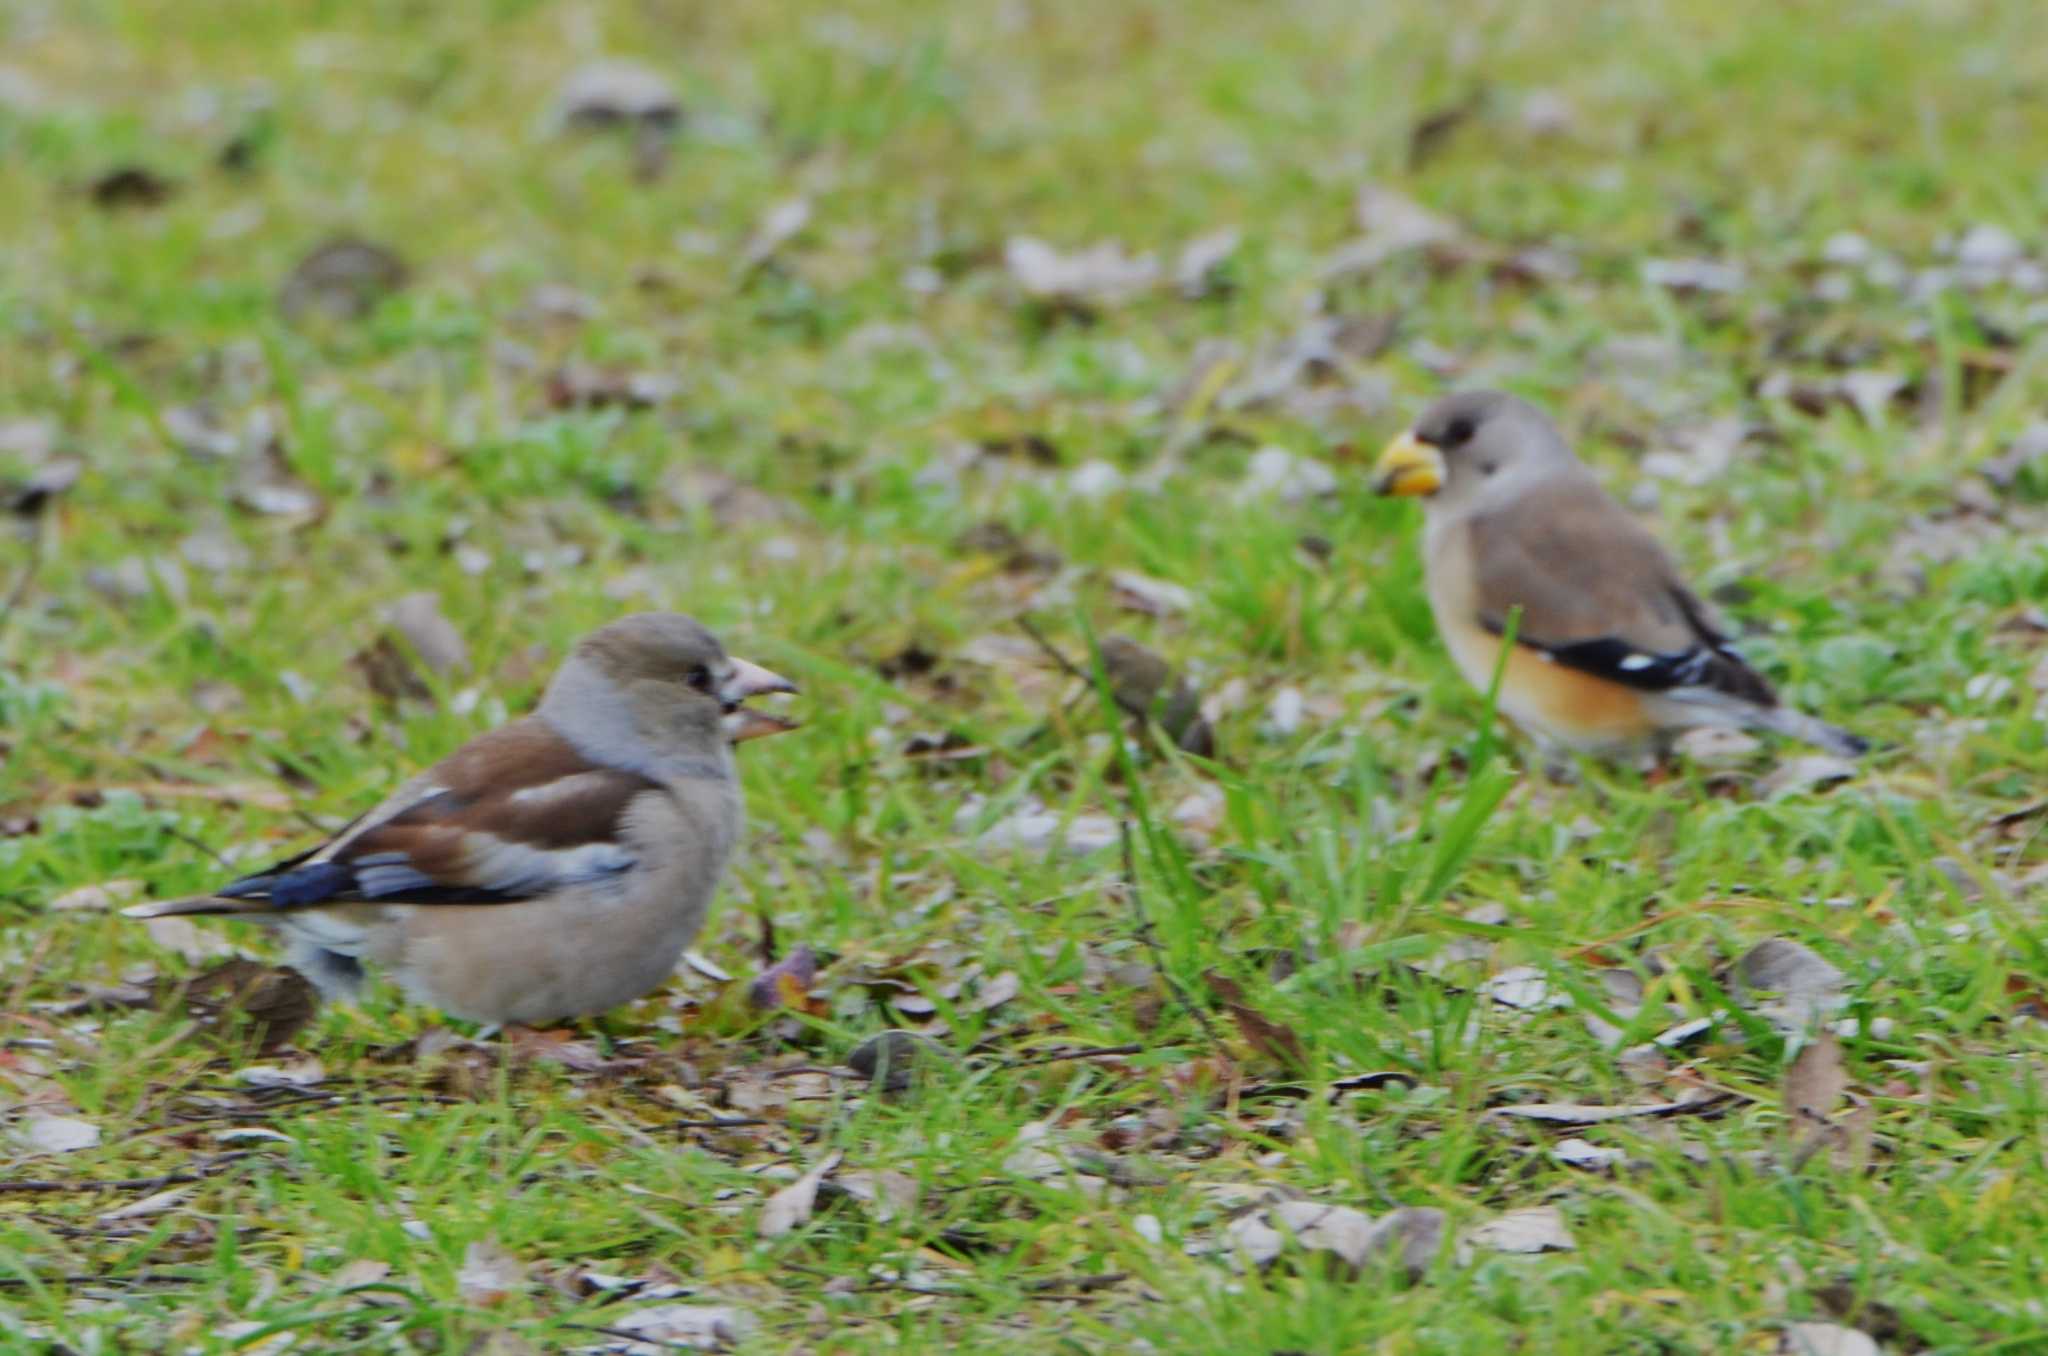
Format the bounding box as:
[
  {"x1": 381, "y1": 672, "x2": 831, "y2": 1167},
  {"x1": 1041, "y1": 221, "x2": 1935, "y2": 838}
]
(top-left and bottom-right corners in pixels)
[
  {"x1": 124, "y1": 613, "x2": 799, "y2": 1026},
  {"x1": 1373, "y1": 391, "x2": 1866, "y2": 763}
]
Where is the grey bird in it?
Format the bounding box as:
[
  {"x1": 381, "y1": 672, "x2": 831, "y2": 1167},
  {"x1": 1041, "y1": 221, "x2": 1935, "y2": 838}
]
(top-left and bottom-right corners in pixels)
[
  {"x1": 124, "y1": 613, "x2": 799, "y2": 1026},
  {"x1": 1373, "y1": 391, "x2": 1866, "y2": 763}
]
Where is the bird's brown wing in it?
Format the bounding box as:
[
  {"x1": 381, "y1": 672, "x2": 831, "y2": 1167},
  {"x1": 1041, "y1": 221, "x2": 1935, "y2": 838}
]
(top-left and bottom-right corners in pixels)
[
  {"x1": 1466, "y1": 477, "x2": 1776, "y2": 707},
  {"x1": 134, "y1": 720, "x2": 660, "y2": 916}
]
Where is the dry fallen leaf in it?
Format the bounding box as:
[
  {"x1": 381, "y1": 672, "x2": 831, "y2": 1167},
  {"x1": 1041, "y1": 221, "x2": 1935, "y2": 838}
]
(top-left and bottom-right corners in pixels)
[
  {"x1": 1483, "y1": 1091, "x2": 1724, "y2": 1125},
  {"x1": 1779, "y1": 1320, "x2": 1882, "y2": 1356},
  {"x1": 47, "y1": 878, "x2": 145, "y2": 912},
  {"x1": 1005, "y1": 236, "x2": 1160, "y2": 310},
  {"x1": 609, "y1": 1304, "x2": 757, "y2": 1349},
  {"x1": 91, "y1": 164, "x2": 175, "y2": 209},
  {"x1": 1224, "y1": 1200, "x2": 1444, "y2": 1280},
  {"x1": 1783, "y1": 1030, "x2": 1849, "y2": 1129},
  {"x1": 555, "y1": 59, "x2": 680, "y2": 130},
  {"x1": 1204, "y1": 969, "x2": 1308, "y2": 1073},
  {"x1": 180, "y1": 958, "x2": 320, "y2": 1053},
  {"x1": 1095, "y1": 634, "x2": 1214, "y2": 756},
  {"x1": 1107, "y1": 570, "x2": 1195, "y2": 617},
  {"x1": 143, "y1": 915, "x2": 239, "y2": 963},
  {"x1": 1738, "y1": 938, "x2": 1848, "y2": 1032},
  {"x1": 846, "y1": 1029, "x2": 947, "y2": 1092},
  {"x1": 831, "y1": 1169, "x2": 920, "y2": 1224},
  {"x1": 18, "y1": 1113, "x2": 100, "y2": 1154},
  {"x1": 1461, "y1": 1205, "x2": 1576, "y2": 1256},
  {"x1": 740, "y1": 197, "x2": 812, "y2": 276},
  {"x1": 330, "y1": 1257, "x2": 394, "y2": 1295},
  {"x1": 388, "y1": 592, "x2": 471, "y2": 678},
  {"x1": 747, "y1": 944, "x2": 820, "y2": 1012},
  {"x1": 1324, "y1": 185, "x2": 1461, "y2": 279},
  {"x1": 1759, "y1": 754, "x2": 1860, "y2": 799},
  {"x1": 279, "y1": 235, "x2": 408, "y2": 323},
  {"x1": 758, "y1": 1149, "x2": 843, "y2": 1238},
  {"x1": 97, "y1": 1187, "x2": 189, "y2": 1224},
  {"x1": 456, "y1": 1237, "x2": 528, "y2": 1306}
]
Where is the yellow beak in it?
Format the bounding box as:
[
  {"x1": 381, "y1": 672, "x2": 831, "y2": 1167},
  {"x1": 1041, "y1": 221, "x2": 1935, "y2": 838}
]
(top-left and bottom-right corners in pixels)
[{"x1": 1373, "y1": 431, "x2": 1445, "y2": 497}]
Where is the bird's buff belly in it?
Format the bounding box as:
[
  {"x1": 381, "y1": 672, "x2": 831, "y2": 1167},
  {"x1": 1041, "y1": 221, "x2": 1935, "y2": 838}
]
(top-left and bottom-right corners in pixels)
[{"x1": 1439, "y1": 615, "x2": 1654, "y2": 751}]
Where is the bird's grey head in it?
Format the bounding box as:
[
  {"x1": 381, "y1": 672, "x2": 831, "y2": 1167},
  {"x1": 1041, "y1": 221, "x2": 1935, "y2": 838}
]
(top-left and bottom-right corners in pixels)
[
  {"x1": 1374, "y1": 390, "x2": 1575, "y2": 515},
  {"x1": 541, "y1": 613, "x2": 799, "y2": 775}
]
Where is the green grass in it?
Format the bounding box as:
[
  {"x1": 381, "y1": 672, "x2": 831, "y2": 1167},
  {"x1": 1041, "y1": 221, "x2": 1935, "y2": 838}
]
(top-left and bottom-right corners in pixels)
[{"x1": 3, "y1": 0, "x2": 2047, "y2": 1350}]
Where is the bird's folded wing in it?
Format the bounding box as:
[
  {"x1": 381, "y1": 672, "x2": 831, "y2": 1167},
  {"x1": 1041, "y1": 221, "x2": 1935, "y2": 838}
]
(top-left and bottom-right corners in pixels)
[
  {"x1": 1466, "y1": 483, "x2": 1776, "y2": 707},
  {"x1": 185, "y1": 720, "x2": 659, "y2": 912}
]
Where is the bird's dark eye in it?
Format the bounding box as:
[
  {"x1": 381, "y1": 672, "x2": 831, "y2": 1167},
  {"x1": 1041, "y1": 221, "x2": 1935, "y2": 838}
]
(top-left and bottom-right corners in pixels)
[
  {"x1": 1478, "y1": 460, "x2": 1498, "y2": 476},
  {"x1": 685, "y1": 665, "x2": 714, "y2": 692},
  {"x1": 1443, "y1": 417, "x2": 1476, "y2": 447}
]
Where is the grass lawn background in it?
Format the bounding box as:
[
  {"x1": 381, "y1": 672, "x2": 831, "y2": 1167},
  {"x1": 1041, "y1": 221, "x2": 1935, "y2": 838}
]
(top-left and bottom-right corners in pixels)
[{"x1": 2, "y1": 0, "x2": 2046, "y2": 1350}]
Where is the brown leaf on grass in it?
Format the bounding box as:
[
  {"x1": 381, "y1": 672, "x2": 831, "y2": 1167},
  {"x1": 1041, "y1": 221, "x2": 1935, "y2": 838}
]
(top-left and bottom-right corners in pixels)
[
  {"x1": 91, "y1": 165, "x2": 175, "y2": 210},
  {"x1": 47, "y1": 878, "x2": 145, "y2": 912},
  {"x1": 970, "y1": 969, "x2": 1022, "y2": 1013},
  {"x1": 1408, "y1": 92, "x2": 1482, "y2": 169},
  {"x1": 1175, "y1": 228, "x2": 1241, "y2": 299},
  {"x1": 1782, "y1": 1031, "x2": 1876, "y2": 1172},
  {"x1": 758, "y1": 1149, "x2": 843, "y2": 1238},
  {"x1": 1809, "y1": 1280, "x2": 1910, "y2": 1349},
  {"x1": 351, "y1": 632, "x2": 435, "y2": 710},
  {"x1": 1758, "y1": 754, "x2": 1860, "y2": 799},
  {"x1": 456, "y1": 1236, "x2": 528, "y2": 1306},
  {"x1": 846, "y1": 1029, "x2": 948, "y2": 1092},
  {"x1": 1224, "y1": 1200, "x2": 1444, "y2": 1280},
  {"x1": 178, "y1": 959, "x2": 319, "y2": 1053},
  {"x1": 1779, "y1": 1321, "x2": 1881, "y2": 1356},
  {"x1": 1096, "y1": 634, "x2": 1215, "y2": 756},
  {"x1": 1460, "y1": 1205, "x2": 1576, "y2": 1256},
  {"x1": 831, "y1": 1169, "x2": 920, "y2": 1223},
  {"x1": 1107, "y1": 570, "x2": 1194, "y2": 617},
  {"x1": 6, "y1": 456, "x2": 82, "y2": 516},
  {"x1": 328, "y1": 1257, "x2": 396, "y2": 1298},
  {"x1": 1204, "y1": 969, "x2": 1307, "y2": 1073},
  {"x1": 544, "y1": 363, "x2": 677, "y2": 411},
  {"x1": 1783, "y1": 1030, "x2": 1849, "y2": 1129},
  {"x1": 555, "y1": 59, "x2": 681, "y2": 131},
  {"x1": 279, "y1": 236, "x2": 408, "y2": 323},
  {"x1": 747, "y1": 944, "x2": 819, "y2": 1011},
  {"x1": 1006, "y1": 236, "x2": 1160, "y2": 312},
  {"x1": 502, "y1": 1026, "x2": 631, "y2": 1074},
  {"x1": 1482, "y1": 1090, "x2": 1729, "y2": 1126},
  {"x1": 1323, "y1": 186, "x2": 1461, "y2": 280},
  {"x1": 1736, "y1": 938, "x2": 1848, "y2": 1032},
  {"x1": 664, "y1": 464, "x2": 800, "y2": 528},
  {"x1": 17, "y1": 1113, "x2": 100, "y2": 1154},
  {"x1": 142, "y1": 914, "x2": 239, "y2": 963},
  {"x1": 231, "y1": 444, "x2": 324, "y2": 520},
  {"x1": 387, "y1": 592, "x2": 469, "y2": 678},
  {"x1": 1978, "y1": 422, "x2": 2048, "y2": 489},
  {"x1": 739, "y1": 197, "x2": 812, "y2": 277},
  {"x1": 609, "y1": 1304, "x2": 757, "y2": 1349}
]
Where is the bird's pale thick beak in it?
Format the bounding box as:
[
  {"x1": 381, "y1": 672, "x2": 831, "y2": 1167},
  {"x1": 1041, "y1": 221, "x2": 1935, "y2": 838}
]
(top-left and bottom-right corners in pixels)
[
  {"x1": 720, "y1": 657, "x2": 800, "y2": 743},
  {"x1": 1373, "y1": 430, "x2": 1446, "y2": 497}
]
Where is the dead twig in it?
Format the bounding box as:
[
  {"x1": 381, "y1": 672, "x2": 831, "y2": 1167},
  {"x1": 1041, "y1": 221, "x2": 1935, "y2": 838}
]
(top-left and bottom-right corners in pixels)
[
  {"x1": 0, "y1": 535, "x2": 43, "y2": 651},
  {"x1": 1005, "y1": 1042, "x2": 1146, "y2": 1068}
]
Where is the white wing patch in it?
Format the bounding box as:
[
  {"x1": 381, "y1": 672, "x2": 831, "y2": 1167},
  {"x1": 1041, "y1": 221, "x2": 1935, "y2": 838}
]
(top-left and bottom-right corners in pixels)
[
  {"x1": 506, "y1": 772, "x2": 622, "y2": 806},
  {"x1": 461, "y1": 834, "x2": 636, "y2": 896},
  {"x1": 1617, "y1": 654, "x2": 1656, "y2": 672}
]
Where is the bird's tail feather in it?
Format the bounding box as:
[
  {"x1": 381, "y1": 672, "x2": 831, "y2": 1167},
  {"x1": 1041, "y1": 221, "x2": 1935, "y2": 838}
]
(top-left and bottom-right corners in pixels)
[
  {"x1": 1753, "y1": 706, "x2": 1869, "y2": 758},
  {"x1": 121, "y1": 895, "x2": 275, "y2": 920}
]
